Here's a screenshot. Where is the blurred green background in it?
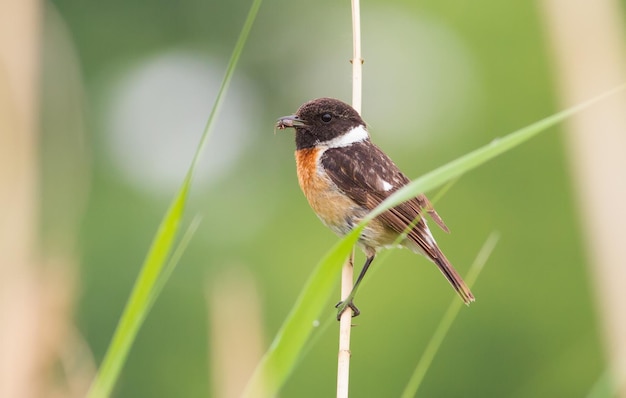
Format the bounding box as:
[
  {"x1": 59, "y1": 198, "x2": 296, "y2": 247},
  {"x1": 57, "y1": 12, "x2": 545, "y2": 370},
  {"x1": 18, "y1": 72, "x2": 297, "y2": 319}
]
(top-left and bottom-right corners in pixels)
[{"x1": 36, "y1": 0, "x2": 623, "y2": 396}]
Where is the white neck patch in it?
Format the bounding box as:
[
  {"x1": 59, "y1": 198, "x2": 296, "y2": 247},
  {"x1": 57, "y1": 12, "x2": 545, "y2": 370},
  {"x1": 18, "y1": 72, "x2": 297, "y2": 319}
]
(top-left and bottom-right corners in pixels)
[{"x1": 325, "y1": 125, "x2": 369, "y2": 148}]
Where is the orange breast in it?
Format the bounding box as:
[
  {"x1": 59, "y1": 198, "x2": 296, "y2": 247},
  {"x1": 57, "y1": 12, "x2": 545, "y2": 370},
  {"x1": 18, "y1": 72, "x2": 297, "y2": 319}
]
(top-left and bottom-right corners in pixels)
[{"x1": 295, "y1": 148, "x2": 356, "y2": 234}]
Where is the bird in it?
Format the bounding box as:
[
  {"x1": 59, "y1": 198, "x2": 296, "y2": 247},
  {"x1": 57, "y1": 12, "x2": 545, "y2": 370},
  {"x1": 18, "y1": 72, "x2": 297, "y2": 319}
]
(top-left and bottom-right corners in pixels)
[{"x1": 276, "y1": 97, "x2": 474, "y2": 319}]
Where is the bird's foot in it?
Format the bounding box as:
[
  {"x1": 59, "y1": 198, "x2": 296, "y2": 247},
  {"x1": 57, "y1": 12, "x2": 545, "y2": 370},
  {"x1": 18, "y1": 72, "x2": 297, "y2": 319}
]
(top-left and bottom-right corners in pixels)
[{"x1": 335, "y1": 299, "x2": 360, "y2": 320}]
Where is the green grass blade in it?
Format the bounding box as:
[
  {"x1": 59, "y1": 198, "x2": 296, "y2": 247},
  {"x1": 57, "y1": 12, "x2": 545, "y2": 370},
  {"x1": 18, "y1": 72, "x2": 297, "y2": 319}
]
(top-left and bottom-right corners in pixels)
[
  {"x1": 244, "y1": 86, "x2": 624, "y2": 397},
  {"x1": 362, "y1": 85, "x2": 626, "y2": 225},
  {"x1": 242, "y1": 226, "x2": 363, "y2": 397},
  {"x1": 190, "y1": 0, "x2": 262, "y2": 169},
  {"x1": 400, "y1": 232, "x2": 500, "y2": 398},
  {"x1": 148, "y1": 215, "x2": 203, "y2": 311},
  {"x1": 86, "y1": 1, "x2": 262, "y2": 397},
  {"x1": 87, "y1": 176, "x2": 192, "y2": 398}
]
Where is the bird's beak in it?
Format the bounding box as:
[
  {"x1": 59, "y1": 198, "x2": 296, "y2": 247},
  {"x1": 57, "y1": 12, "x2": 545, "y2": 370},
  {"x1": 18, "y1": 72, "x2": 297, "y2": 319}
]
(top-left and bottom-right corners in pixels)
[{"x1": 276, "y1": 114, "x2": 306, "y2": 130}]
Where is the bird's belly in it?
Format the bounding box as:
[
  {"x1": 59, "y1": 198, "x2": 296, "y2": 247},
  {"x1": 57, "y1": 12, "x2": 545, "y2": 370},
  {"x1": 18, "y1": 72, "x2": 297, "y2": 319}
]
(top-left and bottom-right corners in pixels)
[{"x1": 360, "y1": 219, "x2": 403, "y2": 246}]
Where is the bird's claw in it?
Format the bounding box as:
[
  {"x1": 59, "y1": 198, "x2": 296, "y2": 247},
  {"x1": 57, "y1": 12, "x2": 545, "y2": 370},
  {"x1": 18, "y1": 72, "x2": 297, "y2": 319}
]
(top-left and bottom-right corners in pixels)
[{"x1": 335, "y1": 299, "x2": 360, "y2": 320}]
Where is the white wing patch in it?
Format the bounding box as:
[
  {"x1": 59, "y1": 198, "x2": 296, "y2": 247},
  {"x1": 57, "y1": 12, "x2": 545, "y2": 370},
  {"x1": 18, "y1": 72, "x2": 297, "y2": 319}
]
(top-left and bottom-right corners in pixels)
[
  {"x1": 381, "y1": 180, "x2": 393, "y2": 191},
  {"x1": 424, "y1": 227, "x2": 437, "y2": 246},
  {"x1": 325, "y1": 125, "x2": 369, "y2": 148}
]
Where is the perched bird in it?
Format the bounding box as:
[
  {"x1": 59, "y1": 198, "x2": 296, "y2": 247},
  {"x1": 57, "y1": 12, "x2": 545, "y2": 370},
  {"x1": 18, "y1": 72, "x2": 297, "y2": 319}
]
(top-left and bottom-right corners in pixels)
[{"x1": 277, "y1": 97, "x2": 474, "y2": 319}]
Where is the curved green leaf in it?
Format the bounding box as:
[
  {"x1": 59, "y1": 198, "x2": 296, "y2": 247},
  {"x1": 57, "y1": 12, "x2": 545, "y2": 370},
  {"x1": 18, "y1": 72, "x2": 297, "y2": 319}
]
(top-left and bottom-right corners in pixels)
[{"x1": 86, "y1": 1, "x2": 263, "y2": 396}]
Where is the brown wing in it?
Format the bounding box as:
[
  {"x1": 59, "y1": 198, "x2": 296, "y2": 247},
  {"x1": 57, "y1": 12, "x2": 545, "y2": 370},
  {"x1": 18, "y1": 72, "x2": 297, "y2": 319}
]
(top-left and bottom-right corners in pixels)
[
  {"x1": 321, "y1": 142, "x2": 474, "y2": 304},
  {"x1": 320, "y1": 141, "x2": 448, "y2": 236}
]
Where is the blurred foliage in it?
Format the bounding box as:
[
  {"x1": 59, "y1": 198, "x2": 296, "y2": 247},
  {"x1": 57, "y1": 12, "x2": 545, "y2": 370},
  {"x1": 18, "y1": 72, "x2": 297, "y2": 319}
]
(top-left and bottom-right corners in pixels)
[{"x1": 43, "y1": 0, "x2": 613, "y2": 396}]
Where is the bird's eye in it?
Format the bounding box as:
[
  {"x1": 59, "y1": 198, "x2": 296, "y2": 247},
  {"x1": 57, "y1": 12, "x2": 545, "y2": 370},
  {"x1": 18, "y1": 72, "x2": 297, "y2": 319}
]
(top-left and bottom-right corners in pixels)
[{"x1": 321, "y1": 113, "x2": 333, "y2": 123}]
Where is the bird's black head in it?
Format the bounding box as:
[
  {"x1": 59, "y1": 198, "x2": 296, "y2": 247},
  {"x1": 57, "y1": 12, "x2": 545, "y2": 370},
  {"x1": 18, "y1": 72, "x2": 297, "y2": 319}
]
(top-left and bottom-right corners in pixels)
[{"x1": 276, "y1": 97, "x2": 367, "y2": 150}]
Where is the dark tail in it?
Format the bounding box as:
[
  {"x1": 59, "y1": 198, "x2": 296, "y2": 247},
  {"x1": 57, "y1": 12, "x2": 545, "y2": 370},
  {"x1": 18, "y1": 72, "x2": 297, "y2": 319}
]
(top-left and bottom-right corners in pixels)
[{"x1": 432, "y1": 248, "x2": 474, "y2": 304}]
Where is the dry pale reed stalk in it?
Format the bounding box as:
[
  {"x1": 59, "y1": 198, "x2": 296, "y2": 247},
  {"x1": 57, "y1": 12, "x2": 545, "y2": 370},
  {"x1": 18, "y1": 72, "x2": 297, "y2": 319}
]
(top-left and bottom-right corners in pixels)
[
  {"x1": 337, "y1": 251, "x2": 354, "y2": 398},
  {"x1": 0, "y1": 1, "x2": 41, "y2": 396},
  {"x1": 540, "y1": 1, "x2": 626, "y2": 395},
  {"x1": 209, "y1": 267, "x2": 264, "y2": 398},
  {"x1": 337, "y1": 0, "x2": 363, "y2": 397}
]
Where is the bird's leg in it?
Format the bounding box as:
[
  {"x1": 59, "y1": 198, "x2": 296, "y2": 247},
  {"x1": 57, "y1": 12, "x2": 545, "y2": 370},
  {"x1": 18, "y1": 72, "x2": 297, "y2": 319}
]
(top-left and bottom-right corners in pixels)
[{"x1": 335, "y1": 254, "x2": 375, "y2": 320}]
